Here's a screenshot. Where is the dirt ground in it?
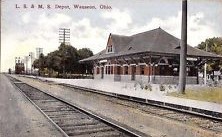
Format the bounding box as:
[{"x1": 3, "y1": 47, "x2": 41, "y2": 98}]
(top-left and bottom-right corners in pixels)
[{"x1": 0, "y1": 74, "x2": 64, "y2": 137}]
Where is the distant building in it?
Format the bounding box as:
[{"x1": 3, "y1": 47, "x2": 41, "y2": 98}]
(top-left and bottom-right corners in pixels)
[
  {"x1": 80, "y1": 28, "x2": 222, "y2": 84},
  {"x1": 29, "y1": 52, "x2": 35, "y2": 74},
  {"x1": 15, "y1": 63, "x2": 25, "y2": 74},
  {"x1": 29, "y1": 52, "x2": 35, "y2": 59},
  {"x1": 15, "y1": 57, "x2": 24, "y2": 74},
  {"x1": 36, "y1": 48, "x2": 43, "y2": 59}
]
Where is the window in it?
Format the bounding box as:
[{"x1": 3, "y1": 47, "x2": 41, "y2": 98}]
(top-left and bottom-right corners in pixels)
[
  {"x1": 105, "y1": 66, "x2": 107, "y2": 74},
  {"x1": 96, "y1": 67, "x2": 100, "y2": 74},
  {"x1": 124, "y1": 66, "x2": 128, "y2": 75},
  {"x1": 108, "y1": 66, "x2": 111, "y2": 74},
  {"x1": 117, "y1": 66, "x2": 121, "y2": 75},
  {"x1": 111, "y1": 66, "x2": 113, "y2": 74},
  {"x1": 140, "y1": 65, "x2": 145, "y2": 75},
  {"x1": 159, "y1": 66, "x2": 165, "y2": 75},
  {"x1": 107, "y1": 45, "x2": 113, "y2": 53}
]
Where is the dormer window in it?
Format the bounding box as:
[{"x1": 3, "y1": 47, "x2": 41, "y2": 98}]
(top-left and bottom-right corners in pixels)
[{"x1": 107, "y1": 45, "x2": 113, "y2": 53}]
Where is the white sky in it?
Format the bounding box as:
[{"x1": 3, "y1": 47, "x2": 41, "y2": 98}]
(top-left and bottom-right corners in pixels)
[{"x1": 1, "y1": 0, "x2": 222, "y2": 72}]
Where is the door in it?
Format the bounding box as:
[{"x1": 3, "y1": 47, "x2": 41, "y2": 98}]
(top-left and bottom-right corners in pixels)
[
  {"x1": 101, "y1": 67, "x2": 104, "y2": 79},
  {"x1": 131, "y1": 65, "x2": 136, "y2": 80}
]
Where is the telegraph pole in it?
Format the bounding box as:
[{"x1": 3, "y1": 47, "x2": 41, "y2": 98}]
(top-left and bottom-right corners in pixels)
[
  {"x1": 0, "y1": 1, "x2": 1, "y2": 72},
  {"x1": 179, "y1": 0, "x2": 187, "y2": 94},
  {"x1": 59, "y1": 28, "x2": 70, "y2": 77},
  {"x1": 59, "y1": 28, "x2": 70, "y2": 44},
  {"x1": 204, "y1": 42, "x2": 208, "y2": 85},
  {"x1": 36, "y1": 48, "x2": 43, "y2": 59}
]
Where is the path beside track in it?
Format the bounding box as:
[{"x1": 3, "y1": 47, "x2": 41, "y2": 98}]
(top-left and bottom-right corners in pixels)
[{"x1": 0, "y1": 74, "x2": 64, "y2": 137}]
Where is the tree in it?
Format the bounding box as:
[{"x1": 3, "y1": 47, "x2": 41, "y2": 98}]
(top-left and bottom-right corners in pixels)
[
  {"x1": 196, "y1": 37, "x2": 222, "y2": 73},
  {"x1": 58, "y1": 43, "x2": 79, "y2": 74},
  {"x1": 33, "y1": 53, "x2": 46, "y2": 75},
  {"x1": 78, "y1": 48, "x2": 94, "y2": 74},
  {"x1": 197, "y1": 37, "x2": 222, "y2": 55},
  {"x1": 34, "y1": 43, "x2": 94, "y2": 77},
  {"x1": 45, "y1": 50, "x2": 62, "y2": 76},
  {"x1": 78, "y1": 48, "x2": 93, "y2": 59}
]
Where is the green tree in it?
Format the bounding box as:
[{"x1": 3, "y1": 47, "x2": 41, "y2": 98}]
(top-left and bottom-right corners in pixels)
[
  {"x1": 78, "y1": 48, "x2": 93, "y2": 74},
  {"x1": 197, "y1": 37, "x2": 222, "y2": 55},
  {"x1": 33, "y1": 53, "x2": 46, "y2": 75},
  {"x1": 34, "y1": 43, "x2": 94, "y2": 77},
  {"x1": 78, "y1": 48, "x2": 93, "y2": 59},
  {"x1": 46, "y1": 50, "x2": 62, "y2": 76},
  {"x1": 196, "y1": 37, "x2": 222, "y2": 73},
  {"x1": 58, "y1": 43, "x2": 79, "y2": 74}
]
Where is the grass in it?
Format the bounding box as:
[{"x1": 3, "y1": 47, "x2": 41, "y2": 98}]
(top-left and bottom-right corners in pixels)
[{"x1": 168, "y1": 87, "x2": 222, "y2": 104}]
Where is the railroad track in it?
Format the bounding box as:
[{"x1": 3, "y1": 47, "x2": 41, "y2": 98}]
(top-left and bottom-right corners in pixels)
[
  {"x1": 8, "y1": 75, "x2": 222, "y2": 134},
  {"x1": 16, "y1": 75, "x2": 222, "y2": 120},
  {"x1": 106, "y1": 97, "x2": 222, "y2": 133},
  {"x1": 58, "y1": 83, "x2": 222, "y2": 133},
  {"x1": 60, "y1": 83, "x2": 222, "y2": 121},
  {"x1": 8, "y1": 76, "x2": 144, "y2": 137}
]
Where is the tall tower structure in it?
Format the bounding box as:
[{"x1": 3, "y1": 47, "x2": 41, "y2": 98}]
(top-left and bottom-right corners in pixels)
[
  {"x1": 59, "y1": 28, "x2": 70, "y2": 45},
  {"x1": 36, "y1": 48, "x2": 43, "y2": 59},
  {"x1": 29, "y1": 52, "x2": 35, "y2": 74}
]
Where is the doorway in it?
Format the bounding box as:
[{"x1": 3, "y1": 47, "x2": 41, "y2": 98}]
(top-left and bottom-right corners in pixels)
[
  {"x1": 131, "y1": 65, "x2": 136, "y2": 80},
  {"x1": 101, "y1": 67, "x2": 104, "y2": 79}
]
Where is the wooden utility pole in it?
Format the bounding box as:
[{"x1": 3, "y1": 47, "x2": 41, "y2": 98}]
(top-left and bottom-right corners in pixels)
[
  {"x1": 59, "y1": 28, "x2": 70, "y2": 77},
  {"x1": 59, "y1": 28, "x2": 70, "y2": 44},
  {"x1": 0, "y1": 1, "x2": 1, "y2": 72},
  {"x1": 204, "y1": 42, "x2": 208, "y2": 85},
  {"x1": 179, "y1": 0, "x2": 187, "y2": 94}
]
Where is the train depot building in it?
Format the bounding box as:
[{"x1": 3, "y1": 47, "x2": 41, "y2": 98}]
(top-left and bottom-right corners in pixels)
[{"x1": 80, "y1": 28, "x2": 221, "y2": 84}]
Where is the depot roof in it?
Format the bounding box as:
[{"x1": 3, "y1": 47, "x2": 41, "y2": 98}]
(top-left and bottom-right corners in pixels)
[{"x1": 80, "y1": 28, "x2": 222, "y2": 62}]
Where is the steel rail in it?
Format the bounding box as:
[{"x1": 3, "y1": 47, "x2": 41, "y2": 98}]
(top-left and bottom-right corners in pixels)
[
  {"x1": 11, "y1": 82, "x2": 70, "y2": 137},
  {"x1": 8, "y1": 76, "x2": 145, "y2": 137},
  {"x1": 60, "y1": 83, "x2": 222, "y2": 122}
]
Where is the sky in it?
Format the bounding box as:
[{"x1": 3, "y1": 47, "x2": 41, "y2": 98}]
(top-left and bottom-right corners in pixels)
[{"x1": 1, "y1": 0, "x2": 222, "y2": 72}]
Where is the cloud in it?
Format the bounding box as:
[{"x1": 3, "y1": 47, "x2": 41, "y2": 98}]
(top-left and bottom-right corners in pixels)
[
  {"x1": 19, "y1": 13, "x2": 73, "y2": 53},
  {"x1": 187, "y1": 12, "x2": 220, "y2": 46},
  {"x1": 129, "y1": 11, "x2": 220, "y2": 47},
  {"x1": 38, "y1": 13, "x2": 72, "y2": 28},
  {"x1": 101, "y1": 8, "x2": 132, "y2": 33},
  {"x1": 1, "y1": 13, "x2": 74, "y2": 72},
  {"x1": 70, "y1": 18, "x2": 107, "y2": 53},
  {"x1": 22, "y1": 13, "x2": 31, "y2": 24},
  {"x1": 1, "y1": 6, "x2": 221, "y2": 72},
  {"x1": 100, "y1": 9, "x2": 220, "y2": 47}
]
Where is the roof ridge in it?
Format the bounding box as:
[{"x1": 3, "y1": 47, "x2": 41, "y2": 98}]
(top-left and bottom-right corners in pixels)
[
  {"x1": 126, "y1": 27, "x2": 161, "y2": 50},
  {"x1": 111, "y1": 33, "x2": 131, "y2": 37},
  {"x1": 131, "y1": 27, "x2": 161, "y2": 37},
  {"x1": 110, "y1": 27, "x2": 162, "y2": 38}
]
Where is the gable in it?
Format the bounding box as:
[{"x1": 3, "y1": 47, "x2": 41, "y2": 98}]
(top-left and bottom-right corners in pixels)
[{"x1": 106, "y1": 34, "x2": 114, "y2": 53}]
